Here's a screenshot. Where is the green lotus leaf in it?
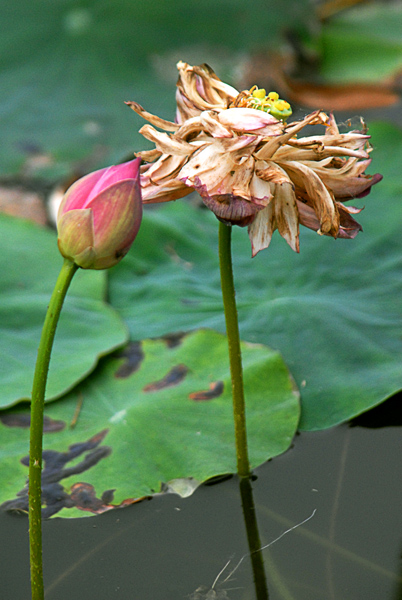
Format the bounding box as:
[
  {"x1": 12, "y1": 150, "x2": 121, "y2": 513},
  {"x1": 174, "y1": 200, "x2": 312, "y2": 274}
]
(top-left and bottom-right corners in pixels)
[
  {"x1": 0, "y1": 215, "x2": 128, "y2": 408},
  {"x1": 0, "y1": 329, "x2": 299, "y2": 517}
]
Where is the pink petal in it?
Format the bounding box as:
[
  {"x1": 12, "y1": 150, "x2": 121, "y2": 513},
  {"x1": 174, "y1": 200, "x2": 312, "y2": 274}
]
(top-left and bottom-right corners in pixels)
[
  {"x1": 87, "y1": 179, "x2": 142, "y2": 267},
  {"x1": 218, "y1": 108, "x2": 279, "y2": 131},
  {"x1": 59, "y1": 169, "x2": 110, "y2": 214},
  {"x1": 58, "y1": 159, "x2": 141, "y2": 215},
  {"x1": 87, "y1": 158, "x2": 141, "y2": 203}
]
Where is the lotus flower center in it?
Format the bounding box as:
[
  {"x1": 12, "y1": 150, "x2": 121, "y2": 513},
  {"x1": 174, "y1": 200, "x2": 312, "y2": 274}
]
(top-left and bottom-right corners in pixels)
[{"x1": 240, "y1": 86, "x2": 292, "y2": 121}]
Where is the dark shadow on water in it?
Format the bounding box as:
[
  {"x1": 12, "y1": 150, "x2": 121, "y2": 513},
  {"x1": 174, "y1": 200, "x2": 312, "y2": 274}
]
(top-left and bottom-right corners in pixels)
[{"x1": 1, "y1": 396, "x2": 401, "y2": 600}]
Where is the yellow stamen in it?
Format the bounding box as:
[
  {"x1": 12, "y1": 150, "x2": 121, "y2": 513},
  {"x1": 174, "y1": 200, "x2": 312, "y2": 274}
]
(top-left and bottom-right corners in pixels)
[
  {"x1": 252, "y1": 88, "x2": 266, "y2": 99},
  {"x1": 239, "y1": 87, "x2": 293, "y2": 121},
  {"x1": 267, "y1": 91, "x2": 279, "y2": 101},
  {"x1": 273, "y1": 100, "x2": 290, "y2": 111}
]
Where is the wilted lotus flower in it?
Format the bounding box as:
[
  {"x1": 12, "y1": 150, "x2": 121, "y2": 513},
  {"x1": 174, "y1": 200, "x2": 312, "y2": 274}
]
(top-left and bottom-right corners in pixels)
[
  {"x1": 127, "y1": 61, "x2": 382, "y2": 254},
  {"x1": 57, "y1": 158, "x2": 142, "y2": 269}
]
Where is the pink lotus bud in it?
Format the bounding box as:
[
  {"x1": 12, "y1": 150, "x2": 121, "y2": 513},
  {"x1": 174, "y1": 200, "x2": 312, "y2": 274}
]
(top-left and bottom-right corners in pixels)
[{"x1": 57, "y1": 158, "x2": 142, "y2": 269}]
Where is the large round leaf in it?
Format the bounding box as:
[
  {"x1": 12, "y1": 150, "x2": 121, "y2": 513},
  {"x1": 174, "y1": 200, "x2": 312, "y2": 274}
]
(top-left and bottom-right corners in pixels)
[
  {"x1": 0, "y1": 215, "x2": 128, "y2": 408},
  {"x1": 108, "y1": 124, "x2": 402, "y2": 431},
  {"x1": 0, "y1": 329, "x2": 299, "y2": 518}
]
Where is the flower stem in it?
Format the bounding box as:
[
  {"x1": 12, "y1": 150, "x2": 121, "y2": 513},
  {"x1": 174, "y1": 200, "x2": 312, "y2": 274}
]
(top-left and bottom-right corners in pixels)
[
  {"x1": 218, "y1": 222, "x2": 250, "y2": 478},
  {"x1": 239, "y1": 477, "x2": 269, "y2": 599},
  {"x1": 29, "y1": 258, "x2": 78, "y2": 600}
]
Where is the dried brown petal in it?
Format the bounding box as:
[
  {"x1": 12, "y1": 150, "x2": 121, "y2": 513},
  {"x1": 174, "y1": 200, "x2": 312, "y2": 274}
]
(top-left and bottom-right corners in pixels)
[{"x1": 128, "y1": 61, "x2": 382, "y2": 253}]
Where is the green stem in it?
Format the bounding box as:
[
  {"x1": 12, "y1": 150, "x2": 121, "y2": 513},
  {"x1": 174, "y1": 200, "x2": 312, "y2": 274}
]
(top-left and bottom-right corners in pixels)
[
  {"x1": 218, "y1": 221, "x2": 250, "y2": 478},
  {"x1": 29, "y1": 258, "x2": 78, "y2": 600},
  {"x1": 239, "y1": 477, "x2": 269, "y2": 600}
]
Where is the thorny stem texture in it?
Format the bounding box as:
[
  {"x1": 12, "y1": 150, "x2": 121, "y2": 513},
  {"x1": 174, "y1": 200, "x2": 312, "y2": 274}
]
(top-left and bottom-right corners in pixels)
[
  {"x1": 29, "y1": 258, "x2": 78, "y2": 600},
  {"x1": 218, "y1": 221, "x2": 251, "y2": 478}
]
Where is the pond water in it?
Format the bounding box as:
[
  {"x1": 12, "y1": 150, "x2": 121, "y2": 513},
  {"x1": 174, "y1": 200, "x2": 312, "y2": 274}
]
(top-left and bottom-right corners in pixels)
[{"x1": 1, "y1": 395, "x2": 401, "y2": 600}]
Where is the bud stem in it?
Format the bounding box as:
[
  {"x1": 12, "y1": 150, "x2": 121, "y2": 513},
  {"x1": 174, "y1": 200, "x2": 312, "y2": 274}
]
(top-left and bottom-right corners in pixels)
[
  {"x1": 29, "y1": 258, "x2": 78, "y2": 600},
  {"x1": 218, "y1": 222, "x2": 251, "y2": 478}
]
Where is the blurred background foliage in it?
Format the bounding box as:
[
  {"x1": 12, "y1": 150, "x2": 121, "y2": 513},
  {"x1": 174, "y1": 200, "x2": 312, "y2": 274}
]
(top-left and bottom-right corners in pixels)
[
  {"x1": 1, "y1": 0, "x2": 401, "y2": 181},
  {"x1": 0, "y1": 0, "x2": 309, "y2": 178}
]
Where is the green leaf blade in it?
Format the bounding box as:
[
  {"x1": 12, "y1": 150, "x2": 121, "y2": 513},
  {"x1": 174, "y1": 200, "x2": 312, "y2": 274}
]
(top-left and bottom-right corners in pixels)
[
  {"x1": 0, "y1": 330, "x2": 299, "y2": 517},
  {"x1": 0, "y1": 215, "x2": 128, "y2": 408}
]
